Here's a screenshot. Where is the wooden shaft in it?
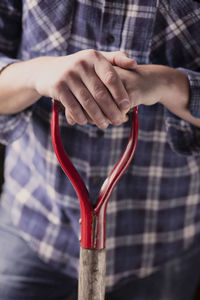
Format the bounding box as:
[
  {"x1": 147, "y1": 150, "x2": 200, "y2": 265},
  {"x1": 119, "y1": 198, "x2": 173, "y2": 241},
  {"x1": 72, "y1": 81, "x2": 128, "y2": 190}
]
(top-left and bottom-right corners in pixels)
[{"x1": 78, "y1": 248, "x2": 106, "y2": 300}]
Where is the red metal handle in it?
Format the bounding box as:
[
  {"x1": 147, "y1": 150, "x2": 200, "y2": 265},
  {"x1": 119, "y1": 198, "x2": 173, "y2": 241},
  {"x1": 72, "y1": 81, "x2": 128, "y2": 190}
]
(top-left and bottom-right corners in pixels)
[{"x1": 51, "y1": 100, "x2": 139, "y2": 249}]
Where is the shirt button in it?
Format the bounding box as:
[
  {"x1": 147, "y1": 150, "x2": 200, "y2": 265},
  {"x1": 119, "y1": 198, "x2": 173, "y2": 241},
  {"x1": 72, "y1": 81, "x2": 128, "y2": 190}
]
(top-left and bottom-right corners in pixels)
[
  {"x1": 106, "y1": 34, "x2": 115, "y2": 44},
  {"x1": 96, "y1": 129, "x2": 104, "y2": 137},
  {"x1": 92, "y1": 176, "x2": 102, "y2": 185}
]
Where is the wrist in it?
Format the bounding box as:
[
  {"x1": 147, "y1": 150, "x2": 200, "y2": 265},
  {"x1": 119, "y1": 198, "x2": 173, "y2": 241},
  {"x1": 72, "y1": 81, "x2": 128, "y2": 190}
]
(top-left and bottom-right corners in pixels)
[
  {"x1": 158, "y1": 67, "x2": 200, "y2": 127},
  {"x1": 159, "y1": 67, "x2": 189, "y2": 109},
  {"x1": 27, "y1": 56, "x2": 58, "y2": 97},
  {"x1": 0, "y1": 58, "x2": 43, "y2": 114}
]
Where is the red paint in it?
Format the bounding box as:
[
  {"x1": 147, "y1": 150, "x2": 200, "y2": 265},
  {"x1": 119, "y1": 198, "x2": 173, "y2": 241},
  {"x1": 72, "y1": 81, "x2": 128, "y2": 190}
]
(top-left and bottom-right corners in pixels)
[{"x1": 51, "y1": 100, "x2": 139, "y2": 249}]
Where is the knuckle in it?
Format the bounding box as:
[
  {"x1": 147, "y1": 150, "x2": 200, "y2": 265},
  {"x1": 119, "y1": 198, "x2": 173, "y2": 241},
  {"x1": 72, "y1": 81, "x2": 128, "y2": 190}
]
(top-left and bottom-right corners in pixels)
[
  {"x1": 51, "y1": 80, "x2": 65, "y2": 93},
  {"x1": 94, "y1": 83, "x2": 104, "y2": 93},
  {"x1": 88, "y1": 49, "x2": 98, "y2": 57},
  {"x1": 104, "y1": 71, "x2": 117, "y2": 85},
  {"x1": 94, "y1": 86, "x2": 106, "y2": 102},
  {"x1": 83, "y1": 49, "x2": 99, "y2": 60},
  {"x1": 92, "y1": 110, "x2": 102, "y2": 120},
  {"x1": 79, "y1": 89, "x2": 91, "y2": 105},
  {"x1": 74, "y1": 59, "x2": 88, "y2": 70},
  {"x1": 88, "y1": 106, "x2": 103, "y2": 121},
  {"x1": 67, "y1": 101, "x2": 79, "y2": 113},
  {"x1": 109, "y1": 112, "x2": 120, "y2": 123},
  {"x1": 64, "y1": 69, "x2": 75, "y2": 79},
  {"x1": 71, "y1": 108, "x2": 82, "y2": 120}
]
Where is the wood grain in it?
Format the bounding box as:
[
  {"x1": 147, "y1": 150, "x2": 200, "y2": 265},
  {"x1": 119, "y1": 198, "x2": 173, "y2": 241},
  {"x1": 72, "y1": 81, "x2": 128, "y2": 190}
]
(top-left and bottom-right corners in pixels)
[{"x1": 78, "y1": 248, "x2": 106, "y2": 300}]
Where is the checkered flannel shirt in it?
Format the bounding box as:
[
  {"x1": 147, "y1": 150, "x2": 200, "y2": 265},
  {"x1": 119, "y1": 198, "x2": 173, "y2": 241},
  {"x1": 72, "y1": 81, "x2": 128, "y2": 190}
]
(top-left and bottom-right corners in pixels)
[{"x1": 0, "y1": 0, "x2": 200, "y2": 291}]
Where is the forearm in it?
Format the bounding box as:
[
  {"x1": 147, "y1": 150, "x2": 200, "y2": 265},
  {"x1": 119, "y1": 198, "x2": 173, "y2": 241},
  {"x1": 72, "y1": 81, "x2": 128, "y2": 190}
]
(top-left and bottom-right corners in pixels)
[
  {"x1": 0, "y1": 58, "x2": 44, "y2": 114},
  {"x1": 157, "y1": 66, "x2": 200, "y2": 127},
  {"x1": 0, "y1": 51, "x2": 136, "y2": 129}
]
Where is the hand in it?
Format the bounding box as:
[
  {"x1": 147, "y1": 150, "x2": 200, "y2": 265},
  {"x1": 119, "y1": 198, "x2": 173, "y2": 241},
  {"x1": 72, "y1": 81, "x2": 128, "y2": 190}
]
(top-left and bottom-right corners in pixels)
[
  {"x1": 114, "y1": 64, "x2": 170, "y2": 108},
  {"x1": 115, "y1": 64, "x2": 200, "y2": 127},
  {"x1": 32, "y1": 50, "x2": 137, "y2": 129}
]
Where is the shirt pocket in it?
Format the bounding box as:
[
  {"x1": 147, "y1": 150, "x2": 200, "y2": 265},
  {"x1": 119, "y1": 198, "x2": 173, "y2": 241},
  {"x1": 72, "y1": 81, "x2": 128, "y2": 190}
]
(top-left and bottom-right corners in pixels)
[{"x1": 21, "y1": 0, "x2": 75, "y2": 55}]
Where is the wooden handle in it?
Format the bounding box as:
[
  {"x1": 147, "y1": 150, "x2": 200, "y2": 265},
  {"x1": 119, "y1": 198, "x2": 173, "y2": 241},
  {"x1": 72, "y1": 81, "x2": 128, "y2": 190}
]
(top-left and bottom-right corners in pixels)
[{"x1": 78, "y1": 248, "x2": 106, "y2": 300}]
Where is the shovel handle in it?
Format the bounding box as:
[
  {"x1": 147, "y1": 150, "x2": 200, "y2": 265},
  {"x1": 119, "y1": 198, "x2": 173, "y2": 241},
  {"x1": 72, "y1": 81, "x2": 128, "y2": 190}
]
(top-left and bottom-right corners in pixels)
[{"x1": 78, "y1": 248, "x2": 106, "y2": 300}]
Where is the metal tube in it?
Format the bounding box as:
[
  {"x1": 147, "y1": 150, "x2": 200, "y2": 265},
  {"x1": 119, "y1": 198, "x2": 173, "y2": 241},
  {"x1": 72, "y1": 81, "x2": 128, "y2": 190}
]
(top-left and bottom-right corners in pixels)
[{"x1": 78, "y1": 248, "x2": 106, "y2": 300}]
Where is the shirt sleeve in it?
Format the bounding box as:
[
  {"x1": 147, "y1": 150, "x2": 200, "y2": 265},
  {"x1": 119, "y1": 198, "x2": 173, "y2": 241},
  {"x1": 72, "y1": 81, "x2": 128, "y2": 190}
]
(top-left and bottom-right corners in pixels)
[
  {"x1": 164, "y1": 68, "x2": 200, "y2": 156},
  {"x1": 0, "y1": 1, "x2": 33, "y2": 145}
]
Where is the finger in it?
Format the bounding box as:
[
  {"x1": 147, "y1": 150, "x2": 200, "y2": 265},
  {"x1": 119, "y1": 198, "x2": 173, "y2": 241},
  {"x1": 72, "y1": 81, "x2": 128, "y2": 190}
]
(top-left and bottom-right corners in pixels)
[
  {"x1": 57, "y1": 83, "x2": 87, "y2": 125},
  {"x1": 94, "y1": 54, "x2": 131, "y2": 113},
  {"x1": 84, "y1": 111, "x2": 96, "y2": 124},
  {"x1": 65, "y1": 111, "x2": 76, "y2": 126},
  {"x1": 101, "y1": 51, "x2": 137, "y2": 69},
  {"x1": 80, "y1": 68, "x2": 125, "y2": 126},
  {"x1": 67, "y1": 77, "x2": 110, "y2": 129}
]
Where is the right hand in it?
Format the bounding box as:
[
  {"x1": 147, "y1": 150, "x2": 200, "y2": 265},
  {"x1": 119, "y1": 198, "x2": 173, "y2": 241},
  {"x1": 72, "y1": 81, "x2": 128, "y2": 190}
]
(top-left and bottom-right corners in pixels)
[{"x1": 32, "y1": 49, "x2": 137, "y2": 129}]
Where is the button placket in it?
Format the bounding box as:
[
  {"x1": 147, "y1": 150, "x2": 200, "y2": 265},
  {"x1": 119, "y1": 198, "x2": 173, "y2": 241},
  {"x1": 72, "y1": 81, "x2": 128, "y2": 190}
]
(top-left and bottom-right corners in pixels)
[{"x1": 106, "y1": 33, "x2": 115, "y2": 44}]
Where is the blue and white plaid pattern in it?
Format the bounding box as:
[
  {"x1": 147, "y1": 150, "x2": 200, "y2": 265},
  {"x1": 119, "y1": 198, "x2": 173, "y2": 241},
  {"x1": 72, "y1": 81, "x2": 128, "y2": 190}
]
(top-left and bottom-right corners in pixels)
[{"x1": 0, "y1": 0, "x2": 200, "y2": 290}]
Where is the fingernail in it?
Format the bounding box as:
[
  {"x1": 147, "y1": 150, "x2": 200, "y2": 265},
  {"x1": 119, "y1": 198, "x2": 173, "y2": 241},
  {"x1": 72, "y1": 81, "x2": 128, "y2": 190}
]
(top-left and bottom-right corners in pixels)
[
  {"x1": 100, "y1": 120, "x2": 109, "y2": 129},
  {"x1": 79, "y1": 115, "x2": 87, "y2": 125},
  {"x1": 125, "y1": 57, "x2": 137, "y2": 66},
  {"x1": 119, "y1": 99, "x2": 130, "y2": 110},
  {"x1": 131, "y1": 60, "x2": 137, "y2": 66},
  {"x1": 114, "y1": 117, "x2": 123, "y2": 126},
  {"x1": 68, "y1": 117, "x2": 75, "y2": 125}
]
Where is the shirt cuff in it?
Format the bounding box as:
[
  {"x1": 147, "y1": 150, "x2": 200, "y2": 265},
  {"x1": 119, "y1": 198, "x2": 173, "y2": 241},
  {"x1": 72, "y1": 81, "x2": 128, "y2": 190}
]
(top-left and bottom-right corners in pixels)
[
  {"x1": 178, "y1": 68, "x2": 200, "y2": 118},
  {"x1": 0, "y1": 56, "x2": 33, "y2": 144},
  {"x1": 164, "y1": 68, "x2": 200, "y2": 156}
]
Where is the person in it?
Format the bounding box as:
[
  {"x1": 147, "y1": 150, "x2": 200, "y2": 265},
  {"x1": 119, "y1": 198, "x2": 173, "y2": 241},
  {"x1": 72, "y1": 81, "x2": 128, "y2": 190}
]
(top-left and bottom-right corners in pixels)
[{"x1": 0, "y1": 0, "x2": 200, "y2": 299}]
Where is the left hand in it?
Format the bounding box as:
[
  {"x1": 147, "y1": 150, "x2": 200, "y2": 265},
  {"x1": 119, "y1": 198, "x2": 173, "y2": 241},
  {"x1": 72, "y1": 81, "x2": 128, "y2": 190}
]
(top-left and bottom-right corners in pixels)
[
  {"x1": 114, "y1": 64, "x2": 171, "y2": 108},
  {"x1": 115, "y1": 64, "x2": 200, "y2": 127}
]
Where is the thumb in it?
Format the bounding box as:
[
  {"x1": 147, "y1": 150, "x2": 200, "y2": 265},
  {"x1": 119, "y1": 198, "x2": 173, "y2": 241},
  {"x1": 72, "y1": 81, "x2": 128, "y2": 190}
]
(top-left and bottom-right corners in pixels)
[{"x1": 101, "y1": 51, "x2": 137, "y2": 69}]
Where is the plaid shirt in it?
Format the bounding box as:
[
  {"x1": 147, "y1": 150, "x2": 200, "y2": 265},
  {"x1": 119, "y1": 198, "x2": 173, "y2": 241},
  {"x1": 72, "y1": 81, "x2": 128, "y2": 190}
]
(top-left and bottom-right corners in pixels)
[{"x1": 0, "y1": 0, "x2": 200, "y2": 291}]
